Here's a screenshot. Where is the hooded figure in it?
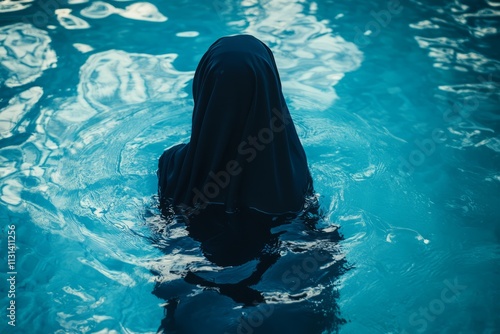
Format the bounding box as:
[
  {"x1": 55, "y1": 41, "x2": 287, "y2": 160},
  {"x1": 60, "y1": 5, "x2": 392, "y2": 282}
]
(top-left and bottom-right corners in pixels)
[
  {"x1": 158, "y1": 34, "x2": 312, "y2": 216},
  {"x1": 153, "y1": 37, "x2": 346, "y2": 333}
]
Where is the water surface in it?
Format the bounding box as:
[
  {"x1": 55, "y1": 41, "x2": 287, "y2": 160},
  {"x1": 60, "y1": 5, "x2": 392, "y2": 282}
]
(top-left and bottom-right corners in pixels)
[{"x1": 0, "y1": 0, "x2": 499, "y2": 333}]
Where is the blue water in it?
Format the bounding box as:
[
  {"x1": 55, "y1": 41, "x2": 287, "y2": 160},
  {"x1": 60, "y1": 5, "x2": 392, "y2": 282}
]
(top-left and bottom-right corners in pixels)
[{"x1": 1, "y1": 0, "x2": 499, "y2": 333}]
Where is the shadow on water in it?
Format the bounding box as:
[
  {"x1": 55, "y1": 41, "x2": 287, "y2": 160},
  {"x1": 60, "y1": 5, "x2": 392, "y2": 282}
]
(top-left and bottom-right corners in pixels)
[{"x1": 146, "y1": 199, "x2": 348, "y2": 334}]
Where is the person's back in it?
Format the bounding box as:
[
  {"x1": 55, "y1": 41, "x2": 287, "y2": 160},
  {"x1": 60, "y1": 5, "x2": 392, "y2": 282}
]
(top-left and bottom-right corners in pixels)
[{"x1": 157, "y1": 34, "x2": 312, "y2": 218}]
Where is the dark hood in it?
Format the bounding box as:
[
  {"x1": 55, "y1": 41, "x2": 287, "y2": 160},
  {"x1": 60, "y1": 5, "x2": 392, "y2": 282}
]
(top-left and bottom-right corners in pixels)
[{"x1": 158, "y1": 34, "x2": 312, "y2": 215}]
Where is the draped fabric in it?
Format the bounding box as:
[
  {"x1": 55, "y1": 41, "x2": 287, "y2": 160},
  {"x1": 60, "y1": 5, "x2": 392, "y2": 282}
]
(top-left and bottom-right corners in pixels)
[{"x1": 158, "y1": 35, "x2": 312, "y2": 215}]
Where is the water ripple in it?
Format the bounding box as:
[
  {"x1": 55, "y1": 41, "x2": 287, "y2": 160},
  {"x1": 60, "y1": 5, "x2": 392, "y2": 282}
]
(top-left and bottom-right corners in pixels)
[
  {"x1": 0, "y1": 86, "x2": 43, "y2": 139},
  {"x1": 56, "y1": 8, "x2": 91, "y2": 30},
  {"x1": 0, "y1": 23, "x2": 57, "y2": 87},
  {"x1": 411, "y1": 0, "x2": 500, "y2": 73},
  {"x1": 410, "y1": 0, "x2": 500, "y2": 161},
  {"x1": 0, "y1": 48, "x2": 194, "y2": 322},
  {"x1": 0, "y1": 0, "x2": 33, "y2": 13},
  {"x1": 415, "y1": 35, "x2": 500, "y2": 73},
  {"x1": 238, "y1": 0, "x2": 363, "y2": 111},
  {"x1": 1, "y1": 0, "x2": 497, "y2": 332},
  {"x1": 81, "y1": 1, "x2": 167, "y2": 23},
  {"x1": 77, "y1": 50, "x2": 192, "y2": 112}
]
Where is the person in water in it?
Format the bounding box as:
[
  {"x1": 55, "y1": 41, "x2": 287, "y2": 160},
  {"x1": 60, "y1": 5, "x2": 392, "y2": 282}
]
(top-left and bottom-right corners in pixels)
[
  {"x1": 153, "y1": 35, "x2": 345, "y2": 334},
  {"x1": 157, "y1": 34, "x2": 312, "y2": 218}
]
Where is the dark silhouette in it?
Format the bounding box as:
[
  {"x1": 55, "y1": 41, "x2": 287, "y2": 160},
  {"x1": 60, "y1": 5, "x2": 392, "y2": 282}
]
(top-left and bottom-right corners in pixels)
[
  {"x1": 157, "y1": 35, "x2": 311, "y2": 215},
  {"x1": 152, "y1": 35, "x2": 347, "y2": 333}
]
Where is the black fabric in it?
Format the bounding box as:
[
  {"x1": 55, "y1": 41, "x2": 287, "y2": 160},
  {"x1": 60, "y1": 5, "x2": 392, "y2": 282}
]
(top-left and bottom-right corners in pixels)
[{"x1": 158, "y1": 34, "x2": 312, "y2": 215}]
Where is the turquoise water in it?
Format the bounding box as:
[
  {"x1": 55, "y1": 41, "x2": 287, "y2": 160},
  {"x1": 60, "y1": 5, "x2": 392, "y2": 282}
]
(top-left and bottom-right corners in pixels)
[{"x1": 1, "y1": 0, "x2": 499, "y2": 333}]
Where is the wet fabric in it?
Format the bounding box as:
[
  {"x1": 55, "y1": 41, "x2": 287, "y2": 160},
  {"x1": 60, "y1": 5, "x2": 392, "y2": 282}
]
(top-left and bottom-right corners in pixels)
[{"x1": 157, "y1": 34, "x2": 312, "y2": 215}]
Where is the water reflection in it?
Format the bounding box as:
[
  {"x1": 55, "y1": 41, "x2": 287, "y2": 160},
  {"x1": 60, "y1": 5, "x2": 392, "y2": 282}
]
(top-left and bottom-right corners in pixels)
[
  {"x1": 410, "y1": 0, "x2": 500, "y2": 153},
  {"x1": 212, "y1": 0, "x2": 362, "y2": 110},
  {"x1": 0, "y1": 23, "x2": 57, "y2": 87},
  {"x1": 0, "y1": 0, "x2": 33, "y2": 13},
  {"x1": 239, "y1": 0, "x2": 363, "y2": 110},
  {"x1": 0, "y1": 38, "x2": 194, "y2": 329},
  {"x1": 149, "y1": 202, "x2": 346, "y2": 333},
  {"x1": 0, "y1": 86, "x2": 43, "y2": 139},
  {"x1": 0, "y1": 0, "x2": 362, "y2": 332},
  {"x1": 56, "y1": 8, "x2": 90, "y2": 30},
  {"x1": 77, "y1": 50, "x2": 192, "y2": 112},
  {"x1": 80, "y1": 1, "x2": 167, "y2": 22}
]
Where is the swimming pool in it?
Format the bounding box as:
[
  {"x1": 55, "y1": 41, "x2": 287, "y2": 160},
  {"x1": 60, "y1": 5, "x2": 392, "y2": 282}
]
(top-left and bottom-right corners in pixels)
[{"x1": 0, "y1": 0, "x2": 499, "y2": 332}]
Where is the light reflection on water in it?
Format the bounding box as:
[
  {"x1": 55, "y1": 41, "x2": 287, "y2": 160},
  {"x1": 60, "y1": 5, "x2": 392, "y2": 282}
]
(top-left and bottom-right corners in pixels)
[
  {"x1": 0, "y1": 23, "x2": 56, "y2": 87},
  {"x1": 0, "y1": 0, "x2": 499, "y2": 332}
]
